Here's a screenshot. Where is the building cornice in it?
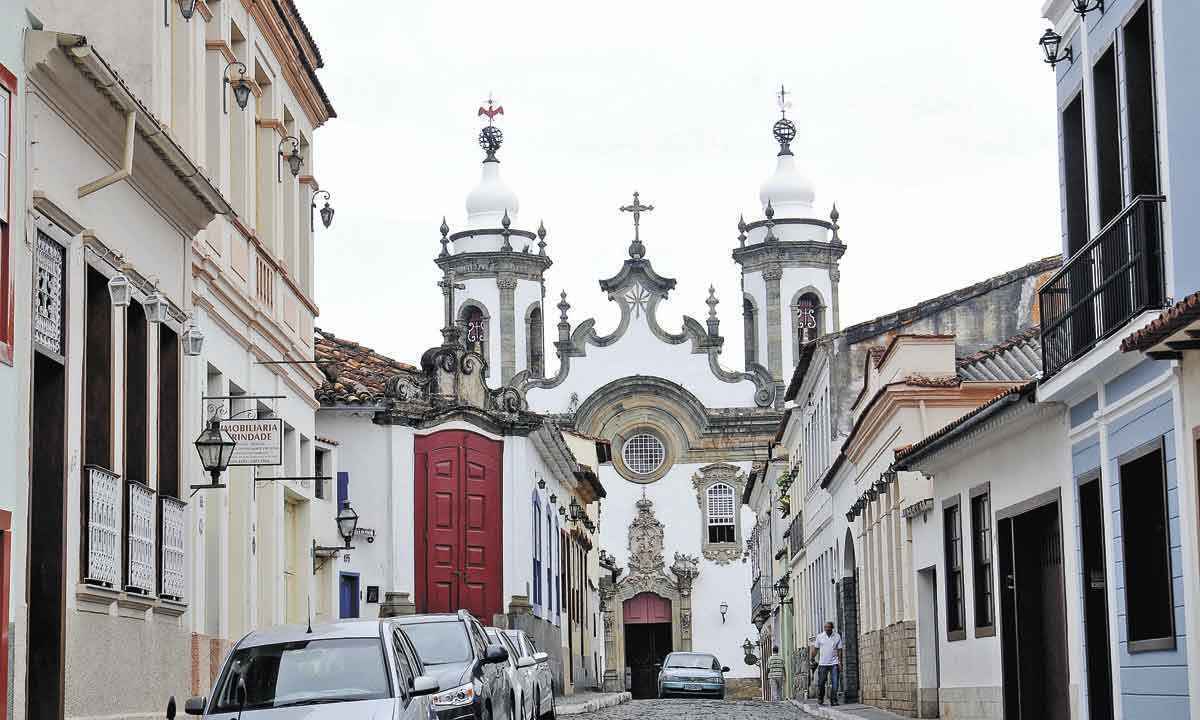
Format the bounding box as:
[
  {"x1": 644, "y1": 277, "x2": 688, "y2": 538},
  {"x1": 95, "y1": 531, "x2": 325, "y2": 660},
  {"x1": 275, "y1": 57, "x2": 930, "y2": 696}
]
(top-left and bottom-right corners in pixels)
[{"x1": 731, "y1": 239, "x2": 846, "y2": 272}]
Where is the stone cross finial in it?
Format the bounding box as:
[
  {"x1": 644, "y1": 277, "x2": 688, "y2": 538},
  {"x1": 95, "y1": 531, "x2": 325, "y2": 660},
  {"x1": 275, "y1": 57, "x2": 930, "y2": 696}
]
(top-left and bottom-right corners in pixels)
[{"x1": 620, "y1": 191, "x2": 654, "y2": 259}]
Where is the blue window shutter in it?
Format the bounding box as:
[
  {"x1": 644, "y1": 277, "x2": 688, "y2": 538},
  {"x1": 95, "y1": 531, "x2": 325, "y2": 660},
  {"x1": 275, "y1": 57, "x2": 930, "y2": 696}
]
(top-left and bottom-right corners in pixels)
[{"x1": 337, "y1": 471, "x2": 349, "y2": 508}]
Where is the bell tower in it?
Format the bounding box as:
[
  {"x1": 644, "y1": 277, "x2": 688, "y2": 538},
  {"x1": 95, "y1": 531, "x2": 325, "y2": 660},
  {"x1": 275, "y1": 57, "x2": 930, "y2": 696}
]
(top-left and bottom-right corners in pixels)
[
  {"x1": 436, "y1": 97, "x2": 552, "y2": 384},
  {"x1": 732, "y1": 86, "x2": 846, "y2": 390}
]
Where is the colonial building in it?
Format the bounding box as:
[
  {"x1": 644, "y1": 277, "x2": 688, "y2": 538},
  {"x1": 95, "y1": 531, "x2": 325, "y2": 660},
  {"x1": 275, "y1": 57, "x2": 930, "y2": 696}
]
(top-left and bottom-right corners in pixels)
[
  {"x1": 778, "y1": 256, "x2": 1059, "y2": 707},
  {"x1": 11, "y1": 0, "x2": 335, "y2": 717},
  {"x1": 1031, "y1": 0, "x2": 1200, "y2": 717}
]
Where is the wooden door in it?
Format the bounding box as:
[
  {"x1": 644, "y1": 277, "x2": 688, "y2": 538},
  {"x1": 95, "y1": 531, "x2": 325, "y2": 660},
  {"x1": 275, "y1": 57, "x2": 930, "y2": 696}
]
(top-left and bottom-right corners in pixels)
[
  {"x1": 339, "y1": 573, "x2": 360, "y2": 618},
  {"x1": 416, "y1": 431, "x2": 504, "y2": 620}
]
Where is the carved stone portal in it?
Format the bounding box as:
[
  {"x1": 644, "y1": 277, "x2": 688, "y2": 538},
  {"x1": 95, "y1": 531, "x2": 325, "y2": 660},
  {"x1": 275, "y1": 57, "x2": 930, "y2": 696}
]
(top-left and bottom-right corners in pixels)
[{"x1": 601, "y1": 496, "x2": 699, "y2": 692}]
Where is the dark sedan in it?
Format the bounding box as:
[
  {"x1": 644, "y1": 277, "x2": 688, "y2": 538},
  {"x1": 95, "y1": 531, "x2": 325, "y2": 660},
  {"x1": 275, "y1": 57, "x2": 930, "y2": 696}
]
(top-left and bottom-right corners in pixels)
[{"x1": 656, "y1": 652, "x2": 729, "y2": 700}]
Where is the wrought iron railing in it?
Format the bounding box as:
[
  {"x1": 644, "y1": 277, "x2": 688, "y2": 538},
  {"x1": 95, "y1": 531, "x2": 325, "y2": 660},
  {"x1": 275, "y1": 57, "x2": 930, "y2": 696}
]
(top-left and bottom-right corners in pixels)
[
  {"x1": 160, "y1": 496, "x2": 187, "y2": 601},
  {"x1": 1039, "y1": 195, "x2": 1167, "y2": 379},
  {"x1": 787, "y1": 513, "x2": 804, "y2": 559},
  {"x1": 751, "y1": 574, "x2": 774, "y2": 621},
  {"x1": 127, "y1": 481, "x2": 156, "y2": 595},
  {"x1": 85, "y1": 465, "x2": 122, "y2": 588}
]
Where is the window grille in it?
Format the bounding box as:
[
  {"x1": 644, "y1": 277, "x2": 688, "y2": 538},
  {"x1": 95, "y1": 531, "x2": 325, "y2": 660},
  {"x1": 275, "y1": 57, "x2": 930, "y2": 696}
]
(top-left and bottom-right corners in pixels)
[
  {"x1": 707, "y1": 483, "x2": 736, "y2": 543},
  {"x1": 127, "y1": 481, "x2": 156, "y2": 595},
  {"x1": 160, "y1": 496, "x2": 186, "y2": 600},
  {"x1": 623, "y1": 433, "x2": 665, "y2": 475},
  {"x1": 34, "y1": 231, "x2": 65, "y2": 356},
  {"x1": 85, "y1": 466, "x2": 121, "y2": 587}
]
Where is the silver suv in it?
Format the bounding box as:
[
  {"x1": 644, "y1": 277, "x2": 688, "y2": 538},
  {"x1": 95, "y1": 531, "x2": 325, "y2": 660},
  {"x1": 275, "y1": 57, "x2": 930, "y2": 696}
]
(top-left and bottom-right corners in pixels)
[{"x1": 177, "y1": 620, "x2": 440, "y2": 719}]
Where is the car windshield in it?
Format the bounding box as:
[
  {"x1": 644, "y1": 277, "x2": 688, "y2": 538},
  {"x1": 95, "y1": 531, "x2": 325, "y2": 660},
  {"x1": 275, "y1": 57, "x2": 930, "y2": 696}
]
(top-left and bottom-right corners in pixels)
[
  {"x1": 212, "y1": 637, "x2": 391, "y2": 711},
  {"x1": 665, "y1": 653, "x2": 718, "y2": 670},
  {"x1": 402, "y1": 621, "x2": 474, "y2": 665}
]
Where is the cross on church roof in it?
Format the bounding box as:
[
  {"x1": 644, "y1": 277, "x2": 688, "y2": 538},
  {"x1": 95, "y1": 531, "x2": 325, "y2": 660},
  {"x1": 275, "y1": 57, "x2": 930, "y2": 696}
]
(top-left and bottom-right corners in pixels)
[{"x1": 620, "y1": 191, "x2": 655, "y2": 260}]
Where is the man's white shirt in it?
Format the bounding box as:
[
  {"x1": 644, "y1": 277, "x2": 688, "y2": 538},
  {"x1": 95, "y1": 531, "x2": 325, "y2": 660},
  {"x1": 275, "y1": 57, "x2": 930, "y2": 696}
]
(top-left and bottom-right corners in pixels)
[{"x1": 813, "y1": 631, "x2": 843, "y2": 666}]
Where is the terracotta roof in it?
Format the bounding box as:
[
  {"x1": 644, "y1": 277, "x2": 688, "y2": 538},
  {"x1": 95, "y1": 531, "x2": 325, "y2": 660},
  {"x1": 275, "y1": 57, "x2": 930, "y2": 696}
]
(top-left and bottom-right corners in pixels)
[
  {"x1": 893, "y1": 381, "x2": 1037, "y2": 468},
  {"x1": 314, "y1": 328, "x2": 418, "y2": 405},
  {"x1": 1120, "y1": 290, "x2": 1200, "y2": 353},
  {"x1": 956, "y1": 327, "x2": 1042, "y2": 382}
]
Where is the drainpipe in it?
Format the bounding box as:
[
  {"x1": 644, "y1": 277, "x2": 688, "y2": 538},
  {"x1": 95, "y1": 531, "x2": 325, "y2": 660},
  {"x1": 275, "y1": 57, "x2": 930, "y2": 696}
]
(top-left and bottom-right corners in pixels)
[{"x1": 78, "y1": 109, "x2": 135, "y2": 198}]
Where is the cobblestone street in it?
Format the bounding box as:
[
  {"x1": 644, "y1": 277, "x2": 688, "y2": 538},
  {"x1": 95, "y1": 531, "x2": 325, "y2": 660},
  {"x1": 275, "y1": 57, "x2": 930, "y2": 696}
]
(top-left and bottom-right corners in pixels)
[{"x1": 575, "y1": 699, "x2": 802, "y2": 720}]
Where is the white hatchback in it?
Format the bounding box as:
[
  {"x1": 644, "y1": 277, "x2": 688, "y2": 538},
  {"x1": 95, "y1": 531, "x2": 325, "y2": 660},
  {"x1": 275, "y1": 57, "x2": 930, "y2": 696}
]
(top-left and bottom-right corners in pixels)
[{"x1": 172, "y1": 620, "x2": 441, "y2": 719}]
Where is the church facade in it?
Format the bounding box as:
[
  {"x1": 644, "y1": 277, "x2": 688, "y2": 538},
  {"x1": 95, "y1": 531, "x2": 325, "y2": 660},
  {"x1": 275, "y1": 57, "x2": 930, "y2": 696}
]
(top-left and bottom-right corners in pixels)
[{"x1": 314, "y1": 95, "x2": 846, "y2": 697}]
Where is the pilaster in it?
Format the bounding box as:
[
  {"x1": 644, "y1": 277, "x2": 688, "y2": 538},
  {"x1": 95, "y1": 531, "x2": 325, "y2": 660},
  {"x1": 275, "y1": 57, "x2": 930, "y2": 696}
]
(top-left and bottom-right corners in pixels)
[{"x1": 764, "y1": 264, "x2": 784, "y2": 382}]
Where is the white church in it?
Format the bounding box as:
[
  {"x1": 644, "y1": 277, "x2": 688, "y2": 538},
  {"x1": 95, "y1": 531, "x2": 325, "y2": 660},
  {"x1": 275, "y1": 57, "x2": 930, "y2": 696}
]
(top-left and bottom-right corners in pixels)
[{"x1": 313, "y1": 95, "x2": 845, "y2": 698}]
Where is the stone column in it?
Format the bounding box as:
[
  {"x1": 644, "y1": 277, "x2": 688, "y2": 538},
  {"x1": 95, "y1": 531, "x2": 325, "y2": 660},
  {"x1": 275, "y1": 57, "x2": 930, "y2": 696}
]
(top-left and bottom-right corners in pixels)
[
  {"x1": 829, "y1": 265, "x2": 842, "y2": 332},
  {"x1": 763, "y1": 264, "x2": 784, "y2": 388},
  {"x1": 497, "y1": 274, "x2": 517, "y2": 384}
]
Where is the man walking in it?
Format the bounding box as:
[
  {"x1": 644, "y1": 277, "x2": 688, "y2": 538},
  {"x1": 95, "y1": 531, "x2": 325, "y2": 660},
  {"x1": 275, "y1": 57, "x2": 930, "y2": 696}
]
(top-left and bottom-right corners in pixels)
[
  {"x1": 766, "y1": 645, "x2": 786, "y2": 701},
  {"x1": 810, "y1": 621, "x2": 843, "y2": 706}
]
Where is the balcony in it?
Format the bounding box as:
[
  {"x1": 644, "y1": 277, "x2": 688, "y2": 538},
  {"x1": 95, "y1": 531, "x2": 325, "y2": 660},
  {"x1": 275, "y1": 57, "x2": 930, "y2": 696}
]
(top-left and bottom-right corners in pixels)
[
  {"x1": 787, "y1": 513, "x2": 804, "y2": 559},
  {"x1": 751, "y1": 574, "x2": 775, "y2": 623},
  {"x1": 126, "y1": 481, "x2": 156, "y2": 595},
  {"x1": 160, "y1": 496, "x2": 186, "y2": 601},
  {"x1": 1040, "y1": 195, "x2": 1167, "y2": 379},
  {"x1": 85, "y1": 465, "x2": 122, "y2": 588}
]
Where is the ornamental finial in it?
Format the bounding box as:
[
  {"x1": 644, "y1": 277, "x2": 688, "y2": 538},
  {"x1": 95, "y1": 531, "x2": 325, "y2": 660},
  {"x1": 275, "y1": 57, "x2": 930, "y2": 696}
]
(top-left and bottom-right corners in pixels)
[
  {"x1": 477, "y1": 93, "x2": 505, "y2": 162},
  {"x1": 439, "y1": 216, "x2": 450, "y2": 257},
  {"x1": 537, "y1": 220, "x2": 547, "y2": 255},
  {"x1": 620, "y1": 190, "x2": 655, "y2": 259},
  {"x1": 737, "y1": 213, "x2": 747, "y2": 247},
  {"x1": 830, "y1": 203, "x2": 842, "y2": 245},
  {"x1": 772, "y1": 84, "x2": 796, "y2": 157},
  {"x1": 501, "y1": 208, "x2": 512, "y2": 251},
  {"x1": 558, "y1": 290, "x2": 570, "y2": 322}
]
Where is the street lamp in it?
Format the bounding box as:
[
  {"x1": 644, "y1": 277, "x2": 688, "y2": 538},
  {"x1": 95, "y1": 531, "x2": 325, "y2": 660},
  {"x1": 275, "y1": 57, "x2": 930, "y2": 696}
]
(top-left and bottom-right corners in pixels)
[
  {"x1": 311, "y1": 189, "x2": 334, "y2": 230},
  {"x1": 193, "y1": 418, "x2": 237, "y2": 489},
  {"x1": 107, "y1": 273, "x2": 131, "y2": 307},
  {"x1": 774, "y1": 576, "x2": 792, "y2": 606},
  {"x1": 182, "y1": 321, "x2": 205, "y2": 356},
  {"x1": 313, "y1": 501, "x2": 360, "y2": 573},
  {"x1": 1071, "y1": 0, "x2": 1103, "y2": 16},
  {"x1": 223, "y1": 61, "x2": 251, "y2": 114},
  {"x1": 144, "y1": 290, "x2": 169, "y2": 324},
  {"x1": 742, "y1": 638, "x2": 759, "y2": 665},
  {"x1": 178, "y1": 0, "x2": 199, "y2": 20},
  {"x1": 278, "y1": 136, "x2": 302, "y2": 182},
  {"x1": 569, "y1": 496, "x2": 584, "y2": 522},
  {"x1": 1039, "y1": 29, "x2": 1073, "y2": 68}
]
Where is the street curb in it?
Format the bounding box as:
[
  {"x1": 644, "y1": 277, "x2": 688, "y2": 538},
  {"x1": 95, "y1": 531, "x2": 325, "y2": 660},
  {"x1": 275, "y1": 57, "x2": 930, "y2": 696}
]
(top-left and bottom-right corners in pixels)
[{"x1": 557, "y1": 692, "x2": 633, "y2": 716}]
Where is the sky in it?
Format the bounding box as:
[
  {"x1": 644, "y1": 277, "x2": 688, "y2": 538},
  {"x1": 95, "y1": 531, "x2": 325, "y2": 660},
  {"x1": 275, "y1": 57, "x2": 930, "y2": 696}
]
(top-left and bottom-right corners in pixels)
[{"x1": 300, "y1": 0, "x2": 1060, "y2": 369}]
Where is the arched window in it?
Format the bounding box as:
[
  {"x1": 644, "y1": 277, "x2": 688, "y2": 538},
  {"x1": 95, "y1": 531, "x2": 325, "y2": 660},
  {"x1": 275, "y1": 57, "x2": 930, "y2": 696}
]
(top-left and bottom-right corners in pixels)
[
  {"x1": 743, "y1": 296, "x2": 758, "y2": 366},
  {"x1": 532, "y1": 493, "x2": 542, "y2": 608},
  {"x1": 707, "y1": 483, "x2": 736, "y2": 543},
  {"x1": 546, "y1": 506, "x2": 554, "y2": 619},
  {"x1": 795, "y1": 292, "x2": 822, "y2": 345},
  {"x1": 527, "y1": 306, "x2": 544, "y2": 377},
  {"x1": 460, "y1": 304, "x2": 489, "y2": 376}
]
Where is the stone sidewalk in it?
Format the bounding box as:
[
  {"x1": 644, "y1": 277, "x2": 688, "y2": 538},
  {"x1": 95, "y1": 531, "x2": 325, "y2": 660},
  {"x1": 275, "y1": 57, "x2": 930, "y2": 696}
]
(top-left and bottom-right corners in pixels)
[
  {"x1": 793, "y1": 699, "x2": 911, "y2": 720},
  {"x1": 556, "y1": 690, "x2": 633, "y2": 716}
]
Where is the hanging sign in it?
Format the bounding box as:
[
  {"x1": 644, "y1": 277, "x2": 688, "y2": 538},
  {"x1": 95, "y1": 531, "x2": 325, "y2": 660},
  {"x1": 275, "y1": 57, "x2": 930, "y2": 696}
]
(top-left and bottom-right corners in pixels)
[{"x1": 221, "y1": 418, "x2": 283, "y2": 466}]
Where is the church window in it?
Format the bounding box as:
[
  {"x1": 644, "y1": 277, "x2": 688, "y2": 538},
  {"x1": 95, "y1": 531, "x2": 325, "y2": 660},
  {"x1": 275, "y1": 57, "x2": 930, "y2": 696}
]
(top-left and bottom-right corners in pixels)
[
  {"x1": 793, "y1": 292, "x2": 823, "y2": 351},
  {"x1": 622, "y1": 433, "x2": 666, "y2": 475},
  {"x1": 743, "y1": 297, "x2": 758, "y2": 367},
  {"x1": 693, "y1": 463, "x2": 746, "y2": 564},
  {"x1": 706, "y1": 483, "x2": 736, "y2": 544},
  {"x1": 527, "y1": 306, "x2": 544, "y2": 377},
  {"x1": 460, "y1": 303, "x2": 489, "y2": 376}
]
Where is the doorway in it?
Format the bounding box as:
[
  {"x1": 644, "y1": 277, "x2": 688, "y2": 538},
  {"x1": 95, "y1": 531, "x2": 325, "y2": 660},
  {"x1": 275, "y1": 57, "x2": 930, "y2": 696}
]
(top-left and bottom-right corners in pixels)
[
  {"x1": 915, "y1": 566, "x2": 940, "y2": 718},
  {"x1": 339, "y1": 572, "x2": 360, "y2": 619},
  {"x1": 998, "y1": 494, "x2": 1070, "y2": 720},
  {"x1": 624, "y1": 592, "x2": 672, "y2": 699},
  {"x1": 415, "y1": 430, "x2": 504, "y2": 620},
  {"x1": 28, "y1": 352, "x2": 66, "y2": 720},
  {"x1": 1078, "y1": 477, "x2": 1113, "y2": 720}
]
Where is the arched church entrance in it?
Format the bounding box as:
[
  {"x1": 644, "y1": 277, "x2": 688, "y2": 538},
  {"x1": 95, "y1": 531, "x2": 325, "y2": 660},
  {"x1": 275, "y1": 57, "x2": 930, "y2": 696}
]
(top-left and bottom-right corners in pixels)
[
  {"x1": 624, "y1": 592, "x2": 673, "y2": 699},
  {"x1": 839, "y1": 528, "x2": 859, "y2": 702}
]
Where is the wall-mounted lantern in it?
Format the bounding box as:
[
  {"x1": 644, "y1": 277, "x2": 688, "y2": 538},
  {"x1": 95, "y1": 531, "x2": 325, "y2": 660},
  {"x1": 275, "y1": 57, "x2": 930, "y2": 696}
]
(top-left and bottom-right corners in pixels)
[
  {"x1": 719, "y1": 601, "x2": 729, "y2": 623},
  {"x1": 223, "y1": 61, "x2": 251, "y2": 114},
  {"x1": 311, "y1": 189, "x2": 334, "y2": 230},
  {"x1": 182, "y1": 322, "x2": 205, "y2": 356},
  {"x1": 144, "y1": 290, "x2": 169, "y2": 324},
  {"x1": 278, "y1": 136, "x2": 302, "y2": 182},
  {"x1": 107, "y1": 273, "x2": 131, "y2": 307},
  {"x1": 1071, "y1": 0, "x2": 1103, "y2": 16},
  {"x1": 774, "y1": 576, "x2": 793, "y2": 607},
  {"x1": 178, "y1": 0, "x2": 199, "y2": 20},
  {"x1": 193, "y1": 419, "x2": 237, "y2": 489},
  {"x1": 313, "y1": 501, "x2": 359, "y2": 573},
  {"x1": 1039, "y1": 29, "x2": 1073, "y2": 68}
]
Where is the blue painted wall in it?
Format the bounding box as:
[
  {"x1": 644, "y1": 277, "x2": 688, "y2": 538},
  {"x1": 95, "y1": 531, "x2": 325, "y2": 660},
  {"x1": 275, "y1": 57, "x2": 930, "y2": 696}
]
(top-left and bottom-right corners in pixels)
[
  {"x1": 1159, "y1": 0, "x2": 1200, "y2": 297},
  {"x1": 1107, "y1": 393, "x2": 1188, "y2": 719}
]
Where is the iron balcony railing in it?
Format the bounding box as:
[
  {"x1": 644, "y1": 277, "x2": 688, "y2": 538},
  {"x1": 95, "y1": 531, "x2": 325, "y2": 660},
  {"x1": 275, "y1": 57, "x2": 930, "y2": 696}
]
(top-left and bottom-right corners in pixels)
[
  {"x1": 160, "y1": 496, "x2": 187, "y2": 601},
  {"x1": 787, "y1": 513, "x2": 804, "y2": 559},
  {"x1": 1040, "y1": 194, "x2": 1167, "y2": 379},
  {"x1": 85, "y1": 465, "x2": 122, "y2": 588},
  {"x1": 751, "y1": 574, "x2": 774, "y2": 621},
  {"x1": 127, "y1": 481, "x2": 157, "y2": 595}
]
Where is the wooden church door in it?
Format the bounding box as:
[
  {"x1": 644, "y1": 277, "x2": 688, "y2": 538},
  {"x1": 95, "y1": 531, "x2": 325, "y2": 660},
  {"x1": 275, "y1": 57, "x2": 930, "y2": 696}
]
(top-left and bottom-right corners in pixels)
[{"x1": 415, "y1": 430, "x2": 504, "y2": 620}]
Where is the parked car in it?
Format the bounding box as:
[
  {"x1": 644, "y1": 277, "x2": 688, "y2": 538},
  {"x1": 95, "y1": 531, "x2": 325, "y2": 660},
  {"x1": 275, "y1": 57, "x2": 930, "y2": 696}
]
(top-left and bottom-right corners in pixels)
[
  {"x1": 656, "y1": 652, "x2": 730, "y2": 700},
  {"x1": 393, "y1": 610, "x2": 515, "y2": 720},
  {"x1": 503, "y1": 629, "x2": 555, "y2": 720},
  {"x1": 176, "y1": 619, "x2": 441, "y2": 718},
  {"x1": 485, "y1": 628, "x2": 531, "y2": 720}
]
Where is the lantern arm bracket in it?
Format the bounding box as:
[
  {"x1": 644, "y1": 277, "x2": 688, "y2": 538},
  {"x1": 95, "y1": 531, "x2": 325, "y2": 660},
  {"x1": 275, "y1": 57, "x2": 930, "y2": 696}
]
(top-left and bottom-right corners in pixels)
[
  {"x1": 312, "y1": 538, "x2": 355, "y2": 574},
  {"x1": 254, "y1": 475, "x2": 332, "y2": 486}
]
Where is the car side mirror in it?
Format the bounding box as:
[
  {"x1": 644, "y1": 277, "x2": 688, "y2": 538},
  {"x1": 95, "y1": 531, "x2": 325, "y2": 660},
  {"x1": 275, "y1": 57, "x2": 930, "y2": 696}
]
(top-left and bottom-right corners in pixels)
[
  {"x1": 484, "y1": 643, "x2": 509, "y2": 664},
  {"x1": 411, "y1": 675, "x2": 440, "y2": 697},
  {"x1": 533, "y1": 651, "x2": 550, "y2": 664},
  {"x1": 721, "y1": 666, "x2": 731, "y2": 673},
  {"x1": 517, "y1": 656, "x2": 537, "y2": 669},
  {"x1": 183, "y1": 697, "x2": 207, "y2": 716}
]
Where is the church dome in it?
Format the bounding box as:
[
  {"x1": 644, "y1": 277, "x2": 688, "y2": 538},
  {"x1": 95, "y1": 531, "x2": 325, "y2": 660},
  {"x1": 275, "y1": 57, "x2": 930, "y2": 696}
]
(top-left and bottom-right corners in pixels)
[
  {"x1": 465, "y1": 159, "x2": 519, "y2": 229},
  {"x1": 758, "y1": 151, "x2": 815, "y2": 217}
]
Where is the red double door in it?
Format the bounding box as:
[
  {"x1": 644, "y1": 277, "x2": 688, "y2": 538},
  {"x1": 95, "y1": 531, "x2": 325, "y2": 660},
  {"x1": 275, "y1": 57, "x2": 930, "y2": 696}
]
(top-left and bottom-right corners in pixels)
[{"x1": 415, "y1": 430, "x2": 504, "y2": 620}]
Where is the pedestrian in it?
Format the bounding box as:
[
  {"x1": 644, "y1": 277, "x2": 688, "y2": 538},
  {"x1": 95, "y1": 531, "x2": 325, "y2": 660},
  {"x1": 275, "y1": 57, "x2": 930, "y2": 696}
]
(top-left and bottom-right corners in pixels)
[
  {"x1": 766, "y1": 645, "x2": 786, "y2": 701},
  {"x1": 809, "y1": 621, "x2": 843, "y2": 706}
]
